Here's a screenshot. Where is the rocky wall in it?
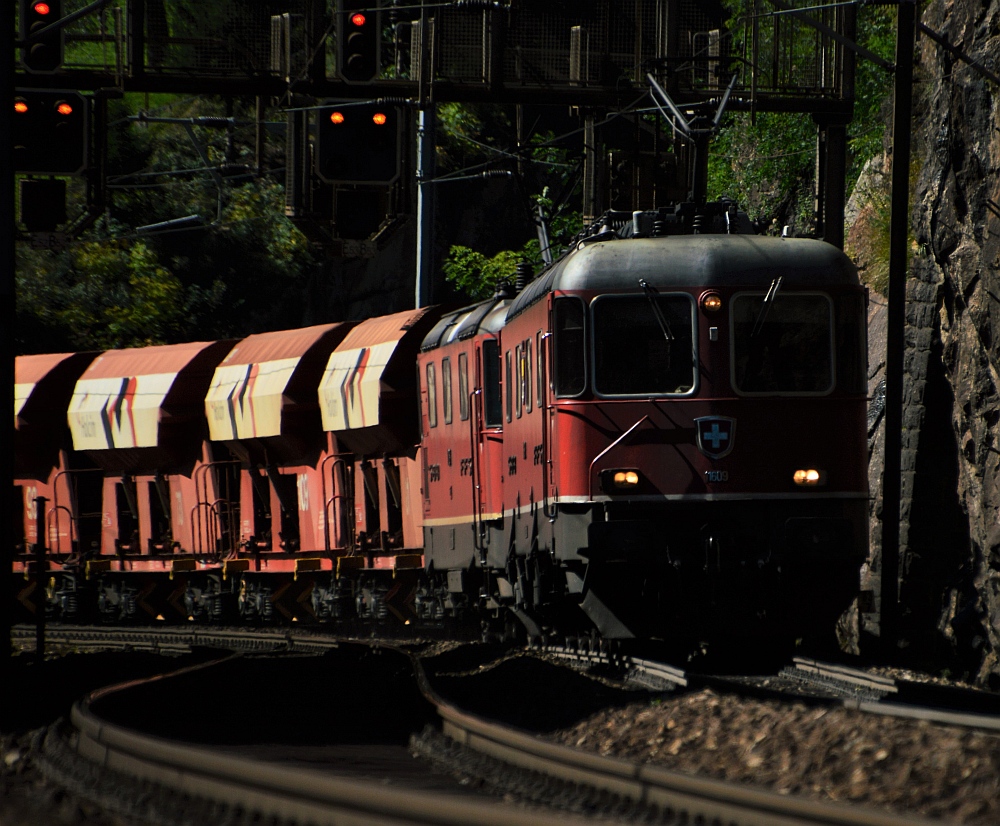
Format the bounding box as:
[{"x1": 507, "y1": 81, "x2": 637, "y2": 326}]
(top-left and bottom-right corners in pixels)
[{"x1": 896, "y1": 0, "x2": 1000, "y2": 686}]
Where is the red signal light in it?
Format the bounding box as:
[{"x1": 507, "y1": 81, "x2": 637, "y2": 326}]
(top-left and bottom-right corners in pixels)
[
  {"x1": 15, "y1": 99, "x2": 29, "y2": 114},
  {"x1": 372, "y1": 112, "x2": 387, "y2": 126},
  {"x1": 33, "y1": 1, "x2": 51, "y2": 13},
  {"x1": 350, "y1": 12, "x2": 366, "y2": 26},
  {"x1": 330, "y1": 111, "x2": 345, "y2": 124},
  {"x1": 56, "y1": 101, "x2": 73, "y2": 115}
]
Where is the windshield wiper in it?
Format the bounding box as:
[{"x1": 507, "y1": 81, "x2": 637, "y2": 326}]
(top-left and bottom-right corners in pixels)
[
  {"x1": 639, "y1": 279, "x2": 674, "y2": 342},
  {"x1": 751, "y1": 276, "x2": 783, "y2": 338}
]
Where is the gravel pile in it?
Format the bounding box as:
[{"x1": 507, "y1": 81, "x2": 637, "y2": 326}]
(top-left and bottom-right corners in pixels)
[{"x1": 550, "y1": 687, "x2": 1000, "y2": 824}]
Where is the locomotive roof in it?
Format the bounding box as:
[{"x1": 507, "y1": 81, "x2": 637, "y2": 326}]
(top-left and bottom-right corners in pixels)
[
  {"x1": 507, "y1": 235, "x2": 858, "y2": 320},
  {"x1": 420, "y1": 295, "x2": 511, "y2": 352}
]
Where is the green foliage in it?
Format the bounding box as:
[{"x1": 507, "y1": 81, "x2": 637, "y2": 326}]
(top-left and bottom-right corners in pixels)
[
  {"x1": 437, "y1": 101, "x2": 583, "y2": 299},
  {"x1": 443, "y1": 187, "x2": 583, "y2": 300},
  {"x1": 707, "y1": 2, "x2": 897, "y2": 227},
  {"x1": 436, "y1": 103, "x2": 511, "y2": 173},
  {"x1": 707, "y1": 112, "x2": 816, "y2": 228},
  {"x1": 16, "y1": 238, "x2": 184, "y2": 351},
  {"x1": 16, "y1": 94, "x2": 319, "y2": 353},
  {"x1": 847, "y1": 5, "x2": 896, "y2": 186},
  {"x1": 70, "y1": 240, "x2": 185, "y2": 347},
  {"x1": 443, "y1": 246, "x2": 523, "y2": 301}
]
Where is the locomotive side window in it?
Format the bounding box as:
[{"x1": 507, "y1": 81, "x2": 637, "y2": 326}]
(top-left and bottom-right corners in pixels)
[
  {"x1": 591, "y1": 295, "x2": 695, "y2": 396},
  {"x1": 458, "y1": 352, "x2": 469, "y2": 421},
  {"x1": 732, "y1": 293, "x2": 833, "y2": 394},
  {"x1": 553, "y1": 298, "x2": 586, "y2": 396},
  {"x1": 505, "y1": 350, "x2": 513, "y2": 422},
  {"x1": 523, "y1": 339, "x2": 532, "y2": 414},
  {"x1": 482, "y1": 339, "x2": 502, "y2": 427},
  {"x1": 536, "y1": 331, "x2": 545, "y2": 407},
  {"x1": 426, "y1": 362, "x2": 438, "y2": 428},
  {"x1": 442, "y1": 357, "x2": 453, "y2": 425},
  {"x1": 515, "y1": 345, "x2": 523, "y2": 419}
]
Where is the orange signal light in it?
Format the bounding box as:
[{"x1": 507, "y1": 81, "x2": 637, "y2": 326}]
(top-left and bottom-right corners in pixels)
[
  {"x1": 33, "y1": 1, "x2": 51, "y2": 13},
  {"x1": 350, "y1": 12, "x2": 366, "y2": 26},
  {"x1": 372, "y1": 112, "x2": 387, "y2": 126},
  {"x1": 330, "y1": 111, "x2": 345, "y2": 124},
  {"x1": 15, "y1": 100, "x2": 29, "y2": 114},
  {"x1": 56, "y1": 102, "x2": 73, "y2": 116},
  {"x1": 700, "y1": 291, "x2": 723, "y2": 312}
]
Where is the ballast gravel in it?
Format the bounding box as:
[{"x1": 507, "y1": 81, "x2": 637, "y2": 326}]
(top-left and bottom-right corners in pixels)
[{"x1": 549, "y1": 686, "x2": 1000, "y2": 824}]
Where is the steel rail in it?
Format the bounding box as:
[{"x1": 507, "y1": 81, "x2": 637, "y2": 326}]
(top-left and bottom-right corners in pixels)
[
  {"x1": 66, "y1": 653, "x2": 591, "y2": 826},
  {"x1": 785, "y1": 656, "x2": 899, "y2": 701},
  {"x1": 16, "y1": 625, "x2": 1000, "y2": 731},
  {"x1": 412, "y1": 656, "x2": 934, "y2": 826},
  {"x1": 60, "y1": 633, "x2": 936, "y2": 826}
]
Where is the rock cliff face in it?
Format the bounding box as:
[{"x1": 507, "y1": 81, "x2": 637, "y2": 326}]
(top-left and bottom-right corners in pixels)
[{"x1": 869, "y1": 0, "x2": 1000, "y2": 686}]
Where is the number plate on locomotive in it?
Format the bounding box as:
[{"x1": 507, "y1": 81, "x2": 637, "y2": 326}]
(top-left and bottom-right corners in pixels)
[{"x1": 704, "y1": 470, "x2": 729, "y2": 483}]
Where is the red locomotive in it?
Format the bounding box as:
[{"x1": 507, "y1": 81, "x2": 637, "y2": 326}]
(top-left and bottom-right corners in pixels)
[{"x1": 14, "y1": 206, "x2": 868, "y2": 645}]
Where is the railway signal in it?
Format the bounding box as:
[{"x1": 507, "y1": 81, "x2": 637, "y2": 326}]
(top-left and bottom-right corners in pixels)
[
  {"x1": 14, "y1": 89, "x2": 89, "y2": 175},
  {"x1": 20, "y1": 0, "x2": 64, "y2": 73},
  {"x1": 336, "y1": 1, "x2": 380, "y2": 83},
  {"x1": 315, "y1": 102, "x2": 400, "y2": 184}
]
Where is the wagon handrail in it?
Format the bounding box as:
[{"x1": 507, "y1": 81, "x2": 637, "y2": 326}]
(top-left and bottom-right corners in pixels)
[
  {"x1": 320, "y1": 453, "x2": 353, "y2": 553},
  {"x1": 45, "y1": 504, "x2": 76, "y2": 555}
]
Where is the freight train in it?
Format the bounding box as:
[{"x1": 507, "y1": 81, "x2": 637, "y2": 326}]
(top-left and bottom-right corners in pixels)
[{"x1": 14, "y1": 203, "x2": 869, "y2": 645}]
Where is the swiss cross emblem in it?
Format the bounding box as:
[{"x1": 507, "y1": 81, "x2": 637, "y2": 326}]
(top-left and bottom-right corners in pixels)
[{"x1": 695, "y1": 416, "x2": 736, "y2": 459}]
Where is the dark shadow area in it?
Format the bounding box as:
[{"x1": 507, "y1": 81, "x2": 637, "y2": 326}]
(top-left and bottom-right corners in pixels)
[
  {"x1": 1, "y1": 649, "x2": 219, "y2": 734},
  {"x1": 90, "y1": 645, "x2": 437, "y2": 745},
  {"x1": 899, "y1": 334, "x2": 977, "y2": 678},
  {"x1": 425, "y1": 653, "x2": 649, "y2": 733}
]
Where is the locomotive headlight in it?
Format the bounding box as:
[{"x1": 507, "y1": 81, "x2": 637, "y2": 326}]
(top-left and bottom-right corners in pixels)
[
  {"x1": 793, "y1": 468, "x2": 827, "y2": 487},
  {"x1": 614, "y1": 470, "x2": 639, "y2": 487},
  {"x1": 601, "y1": 468, "x2": 641, "y2": 492}
]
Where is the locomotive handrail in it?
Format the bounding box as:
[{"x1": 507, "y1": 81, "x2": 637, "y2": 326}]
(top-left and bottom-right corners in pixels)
[
  {"x1": 470, "y1": 386, "x2": 485, "y2": 556},
  {"x1": 587, "y1": 414, "x2": 651, "y2": 497}
]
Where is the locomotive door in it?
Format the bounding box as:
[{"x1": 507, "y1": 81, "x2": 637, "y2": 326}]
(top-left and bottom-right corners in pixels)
[
  {"x1": 537, "y1": 327, "x2": 556, "y2": 514},
  {"x1": 473, "y1": 338, "x2": 504, "y2": 537}
]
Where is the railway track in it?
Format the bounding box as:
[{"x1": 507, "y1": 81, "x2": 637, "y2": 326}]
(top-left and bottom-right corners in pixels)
[{"x1": 11, "y1": 625, "x2": 998, "y2": 825}]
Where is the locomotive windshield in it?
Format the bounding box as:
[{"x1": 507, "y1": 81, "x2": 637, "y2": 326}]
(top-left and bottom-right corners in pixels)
[
  {"x1": 592, "y1": 295, "x2": 695, "y2": 396},
  {"x1": 732, "y1": 293, "x2": 833, "y2": 394}
]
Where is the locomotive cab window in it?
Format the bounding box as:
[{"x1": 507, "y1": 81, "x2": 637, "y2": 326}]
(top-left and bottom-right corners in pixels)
[
  {"x1": 732, "y1": 292, "x2": 834, "y2": 395},
  {"x1": 591, "y1": 294, "x2": 695, "y2": 396}
]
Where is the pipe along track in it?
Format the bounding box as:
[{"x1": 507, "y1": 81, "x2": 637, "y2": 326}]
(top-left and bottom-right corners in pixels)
[{"x1": 28, "y1": 628, "x2": 939, "y2": 826}]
